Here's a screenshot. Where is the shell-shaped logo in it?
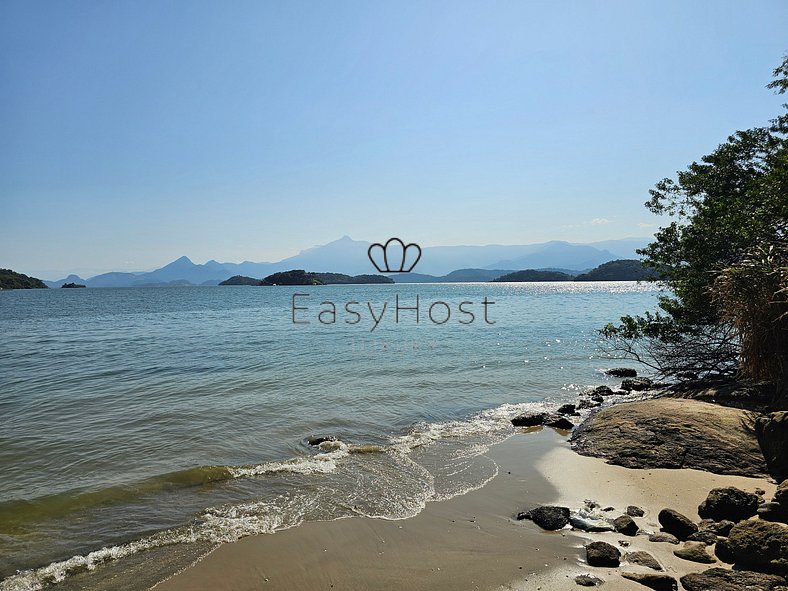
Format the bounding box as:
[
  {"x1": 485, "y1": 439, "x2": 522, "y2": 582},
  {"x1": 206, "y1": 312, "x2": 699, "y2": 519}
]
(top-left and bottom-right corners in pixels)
[{"x1": 368, "y1": 238, "x2": 422, "y2": 273}]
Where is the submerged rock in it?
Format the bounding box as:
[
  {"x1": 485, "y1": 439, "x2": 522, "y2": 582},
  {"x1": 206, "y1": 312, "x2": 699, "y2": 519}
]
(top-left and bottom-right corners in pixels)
[
  {"x1": 517, "y1": 505, "x2": 570, "y2": 530},
  {"x1": 557, "y1": 403, "x2": 578, "y2": 415},
  {"x1": 658, "y1": 508, "x2": 698, "y2": 540},
  {"x1": 698, "y1": 486, "x2": 760, "y2": 522},
  {"x1": 621, "y1": 572, "x2": 677, "y2": 591},
  {"x1": 673, "y1": 541, "x2": 716, "y2": 563},
  {"x1": 590, "y1": 385, "x2": 616, "y2": 397},
  {"x1": 570, "y1": 399, "x2": 769, "y2": 476},
  {"x1": 613, "y1": 514, "x2": 639, "y2": 536},
  {"x1": 727, "y1": 520, "x2": 788, "y2": 573},
  {"x1": 605, "y1": 367, "x2": 638, "y2": 377},
  {"x1": 621, "y1": 377, "x2": 653, "y2": 391},
  {"x1": 625, "y1": 550, "x2": 662, "y2": 571},
  {"x1": 511, "y1": 412, "x2": 547, "y2": 427},
  {"x1": 680, "y1": 567, "x2": 787, "y2": 591},
  {"x1": 586, "y1": 541, "x2": 620, "y2": 567},
  {"x1": 306, "y1": 435, "x2": 337, "y2": 446}
]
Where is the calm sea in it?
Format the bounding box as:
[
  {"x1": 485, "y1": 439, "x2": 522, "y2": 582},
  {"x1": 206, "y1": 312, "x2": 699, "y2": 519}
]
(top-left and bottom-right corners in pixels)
[{"x1": 0, "y1": 282, "x2": 660, "y2": 590}]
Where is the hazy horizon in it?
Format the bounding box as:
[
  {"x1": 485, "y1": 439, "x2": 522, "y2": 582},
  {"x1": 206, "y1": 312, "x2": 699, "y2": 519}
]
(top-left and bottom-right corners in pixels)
[{"x1": 2, "y1": 1, "x2": 787, "y2": 278}]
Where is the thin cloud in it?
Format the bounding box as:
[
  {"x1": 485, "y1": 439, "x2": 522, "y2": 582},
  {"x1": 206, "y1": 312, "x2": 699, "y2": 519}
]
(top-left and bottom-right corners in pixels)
[{"x1": 591, "y1": 218, "x2": 611, "y2": 225}]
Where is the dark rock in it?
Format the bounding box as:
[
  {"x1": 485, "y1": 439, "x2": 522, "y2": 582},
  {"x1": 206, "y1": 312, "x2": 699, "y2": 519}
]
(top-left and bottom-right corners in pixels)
[
  {"x1": 625, "y1": 550, "x2": 662, "y2": 570},
  {"x1": 578, "y1": 398, "x2": 602, "y2": 410},
  {"x1": 590, "y1": 385, "x2": 616, "y2": 397},
  {"x1": 698, "y1": 486, "x2": 760, "y2": 522},
  {"x1": 758, "y1": 501, "x2": 788, "y2": 524},
  {"x1": 613, "y1": 514, "x2": 639, "y2": 536},
  {"x1": 621, "y1": 377, "x2": 653, "y2": 391},
  {"x1": 517, "y1": 505, "x2": 570, "y2": 530},
  {"x1": 687, "y1": 530, "x2": 719, "y2": 545},
  {"x1": 511, "y1": 412, "x2": 547, "y2": 427},
  {"x1": 649, "y1": 532, "x2": 679, "y2": 544},
  {"x1": 727, "y1": 520, "x2": 788, "y2": 573},
  {"x1": 681, "y1": 567, "x2": 787, "y2": 591},
  {"x1": 306, "y1": 435, "x2": 336, "y2": 446},
  {"x1": 698, "y1": 518, "x2": 735, "y2": 537},
  {"x1": 756, "y1": 412, "x2": 788, "y2": 482},
  {"x1": 545, "y1": 416, "x2": 575, "y2": 430},
  {"x1": 586, "y1": 541, "x2": 620, "y2": 567},
  {"x1": 605, "y1": 367, "x2": 638, "y2": 377},
  {"x1": 602, "y1": 506, "x2": 615, "y2": 512},
  {"x1": 673, "y1": 541, "x2": 716, "y2": 563},
  {"x1": 570, "y1": 399, "x2": 769, "y2": 476},
  {"x1": 574, "y1": 574, "x2": 603, "y2": 587},
  {"x1": 557, "y1": 403, "x2": 578, "y2": 415},
  {"x1": 776, "y1": 480, "x2": 788, "y2": 506},
  {"x1": 714, "y1": 538, "x2": 735, "y2": 563},
  {"x1": 627, "y1": 505, "x2": 645, "y2": 517},
  {"x1": 658, "y1": 508, "x2": 698, "y2": 540},
  {"x1": 621, "y1": 572, "x2": 677, "y2": 591}
]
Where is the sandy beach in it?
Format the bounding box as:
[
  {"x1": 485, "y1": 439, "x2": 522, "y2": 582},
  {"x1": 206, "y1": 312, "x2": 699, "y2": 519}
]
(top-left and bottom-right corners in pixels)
[{"x1": 152, "y1": 428, "x2": 775, "y2": 591}]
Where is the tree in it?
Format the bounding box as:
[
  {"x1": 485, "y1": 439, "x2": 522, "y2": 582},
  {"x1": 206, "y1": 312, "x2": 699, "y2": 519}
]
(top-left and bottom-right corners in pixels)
[{"x1": 602, "y1": 56, "x2": 788, "y2": 394}]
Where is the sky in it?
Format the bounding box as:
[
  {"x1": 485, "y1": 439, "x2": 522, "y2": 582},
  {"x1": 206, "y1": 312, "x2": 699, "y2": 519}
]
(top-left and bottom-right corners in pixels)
[{"x1": 1, "y1": 1, "x2": 786, "y2": 278}]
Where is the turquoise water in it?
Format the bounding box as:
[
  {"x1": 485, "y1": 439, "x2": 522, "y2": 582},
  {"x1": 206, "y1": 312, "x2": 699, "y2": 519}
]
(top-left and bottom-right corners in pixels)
[{"x1": 0, "y1": 282, "x2": 660, "y2": 589}]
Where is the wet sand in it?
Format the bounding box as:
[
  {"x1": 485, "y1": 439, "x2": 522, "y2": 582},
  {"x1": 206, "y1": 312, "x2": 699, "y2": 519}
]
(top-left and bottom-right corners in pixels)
[{"x1": 153, "y1": 428, "x2": 776, "y2": 591}]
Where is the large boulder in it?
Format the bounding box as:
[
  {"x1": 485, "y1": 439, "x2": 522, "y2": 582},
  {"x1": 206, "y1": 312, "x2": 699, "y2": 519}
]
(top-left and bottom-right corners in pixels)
[
  {"x1": 516, "y1": 505, "x2": 570, "y2": 530},
  {"x1": 697, "y1": 487, "x2": 760, "y2": 522},
  {"x1": 658, "y1": 508, "x2": 698, "y2": 540},
  {"x1": 511, "y1": 412, "x2": 547, "y2": 427},
  {"x1": 680, "y1": 568, "x2": 787, "y2": 591},
  {"x1": 621, "y1": 572, "x2": 677, "y2": 591},
  {"x1": 605, "y1": 367, "x2": 637, "y2": 377},
  {"x1": 621, "y1": 377, "x2": 653, "y2": 391},
  {"x1": 571, "y1": 399, "x2": 769, "y2": 476},
  {"x1": 613, "y1": 514, "x2": 639, "y2": 536},
  {"x1": 755, "y1": 412, "x2": 788, "y2": 482},
  {"x1": 586, "y1": 541, "x2": 620, "y2": 567},
  {"x1": 727, "y1": 520, "x2": 788, "y2": 573}
]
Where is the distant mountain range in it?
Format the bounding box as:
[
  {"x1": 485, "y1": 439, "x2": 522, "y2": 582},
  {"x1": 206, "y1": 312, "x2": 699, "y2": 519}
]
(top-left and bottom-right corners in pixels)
[{"x1": 43, "y1": 236, "x2": 650, "y2": 288}]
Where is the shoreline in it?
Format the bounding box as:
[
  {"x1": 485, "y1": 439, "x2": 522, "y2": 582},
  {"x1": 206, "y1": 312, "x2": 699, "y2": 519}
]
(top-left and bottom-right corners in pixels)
[{"x1": 151, "y1": 423, "x2": 776, "y2": 591}]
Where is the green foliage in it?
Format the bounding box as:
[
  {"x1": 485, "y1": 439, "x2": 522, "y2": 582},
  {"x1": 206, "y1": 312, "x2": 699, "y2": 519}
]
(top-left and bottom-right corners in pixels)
[
  {"x1": 0, "y1": 269, "x2": 48, "y2": 289},
  {"x1": 604, "y1": 55, "x2": 788, "y2": 387},
  {"x1": 575, "y1": 259, "x2": 658, "y2": 281},
  {"x1": 493, "y1": 269, "x2": 573, "y2": 282}
]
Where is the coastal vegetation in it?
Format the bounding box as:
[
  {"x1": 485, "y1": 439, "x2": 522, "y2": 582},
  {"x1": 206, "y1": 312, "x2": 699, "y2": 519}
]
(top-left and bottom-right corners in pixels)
[
  {"x1": 602, "y1": 56, "x2": 788, "y2": 402},
  {"x1": 0, "y1": 269, "x2": 48, "y2": 289}
]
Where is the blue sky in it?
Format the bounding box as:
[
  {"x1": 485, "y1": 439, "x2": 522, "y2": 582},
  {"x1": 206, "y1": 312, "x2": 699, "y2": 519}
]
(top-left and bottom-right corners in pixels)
[{"x1": 1, "y1": 1, "x2": 786, "y2": 277}]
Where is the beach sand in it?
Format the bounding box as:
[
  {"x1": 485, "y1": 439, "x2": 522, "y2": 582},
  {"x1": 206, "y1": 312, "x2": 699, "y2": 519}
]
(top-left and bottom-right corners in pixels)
[{"x1": 152, "y1": 428, "x2": 776, "y2": 591}]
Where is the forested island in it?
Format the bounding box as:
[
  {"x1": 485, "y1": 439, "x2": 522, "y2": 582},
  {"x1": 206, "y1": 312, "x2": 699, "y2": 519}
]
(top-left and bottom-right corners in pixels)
[
  {"x1": 492, "y1": 270, "x2": 573, "y2": 282},
  {"x1": 220, "y1": 270, "x2": 394, "y2": 286},
  {"x1": 574, "y1": 259, "x2": 659, "y2": 281},
  {"x1": 0, "y1": 269, "x2": 48, "y2": 289}
]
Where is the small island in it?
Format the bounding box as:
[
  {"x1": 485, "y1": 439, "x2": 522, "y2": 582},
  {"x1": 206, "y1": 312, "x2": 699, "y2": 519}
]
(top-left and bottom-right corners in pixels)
[
  {"x1": 574, "y1": 259, "x2": 659, "y2": 281},
  {"x1": 0, "y1": 268, "x2": 48, "y2": 290},
  {"x1": 61, "y1": 282, "x2": 86, "y2": 288},
  {"x1": 219, "y1": 270, "x2": 395, "y2": 286},
  {"x1": 492, "y1": 269, "x2": 573, "y2": 282}
]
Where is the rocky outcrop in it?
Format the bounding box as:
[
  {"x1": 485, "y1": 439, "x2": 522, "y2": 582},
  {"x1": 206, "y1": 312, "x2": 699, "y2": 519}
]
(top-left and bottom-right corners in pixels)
[
  {"x1": 697, "y1": 487, "x2": 760, "y2": 522},
  {"x1": 621, "y1": 572, "x2": 677, "y2": 591},
  {"x1": 727, "y1": 520, "x2": 788, "y2": 574},
  {"x1": 621, "y1": 377, "x2": 653, "y2": 391},
  {"x1": 511, "y1": 413, "x2": 547, "y2": 427},
  {"x1": 571, "y1": 399, "x2": 769, "y2": 476},
  {"x1": 605, "y1": 368, "x2": 637, "y2": 377},
  {"x1": 585, "y1": 541, "x2": 620, "y2": 567},
  {"x1": 756, "y1": 413, "x2": 788, "y2": 482},
  {"x1": 680, "y1": 568, "x2": 786, "y2": 591},
  {"x1": 516, "y1": 506, "x2": 570, "y2": 530}
]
